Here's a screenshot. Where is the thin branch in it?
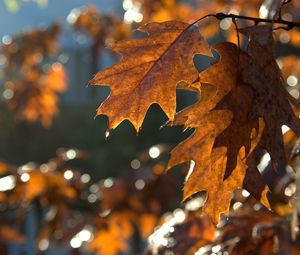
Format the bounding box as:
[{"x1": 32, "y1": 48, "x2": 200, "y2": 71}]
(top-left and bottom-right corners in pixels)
[
  {"x1": 278, "y1": 0, "x2": 292, "y2": 20},
  {"x1": 195, "y1": 12, "x2": 300, "y2": 31},
  {"x1": 232, "y1": 18, "x2": 240, "y2": 48}
]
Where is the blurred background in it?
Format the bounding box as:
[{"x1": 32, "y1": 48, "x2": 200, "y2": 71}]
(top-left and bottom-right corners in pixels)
[
  {"x1": 0, "y1": 0, "x2": 300, "y2": 255},
  {"x1": 0, "y1": 0, "x2": 187, "y2": 178}
]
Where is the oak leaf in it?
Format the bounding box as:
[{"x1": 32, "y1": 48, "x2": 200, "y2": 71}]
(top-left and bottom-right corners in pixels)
[
  {"x1": 168, "y1": 42, "x2": 269, "y2": 223},
  {"x1": 168, "y1": 117, "x2": 232, "y2": 201},
  {"x1": 240, "y1": 25, "x2": 300, "y2": 170},
  {"x1": 203, "y1": 147, "x2": 268, "y2": 225},
  {"x1": 90, "y1": 20, "x2": 211, "y2": 132}
]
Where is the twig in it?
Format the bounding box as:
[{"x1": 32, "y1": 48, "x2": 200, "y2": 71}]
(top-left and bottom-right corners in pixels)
[
  {"x1": 195, "y1": 12, "x2": 300, "y2": 31},
  {"x1": 278, "y1": 0, "x2": 292, "y2": 20}
]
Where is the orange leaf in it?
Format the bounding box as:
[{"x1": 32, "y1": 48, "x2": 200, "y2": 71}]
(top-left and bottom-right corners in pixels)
[
  {"x1": 168, "y1": 42, "x2": 270, "y2": 223},
  {"x1": 91, "y1": 20, "x2": 211, "y2": 132}
]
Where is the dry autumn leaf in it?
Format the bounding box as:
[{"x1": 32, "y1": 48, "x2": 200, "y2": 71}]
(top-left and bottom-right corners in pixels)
[
  {"x1": 168, "y1": 42, "x2": 269, "y2": 223},
  {"x1": 91, "y1": 21, "x2": 300, "y2": 227},
  {"x1": 90, "y1": 20, "x2": 211, "y2": 132},
  {"x1": 240, "y1": 25, "x2": 300, "y2": 171}
]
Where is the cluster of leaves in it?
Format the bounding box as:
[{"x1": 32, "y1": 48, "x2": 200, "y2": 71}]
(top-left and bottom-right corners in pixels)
[
  {"x1": 69, "y1": 5, "x2": 131, "y2": 74},
  {"x1": 2, "y1": 1, "x2": 300, "y2": 254},
  {"x1": 0, "y1": 23, "x2": 67, "y2": 127},
  {"x1": 146, "y1": 192, "x2": 300, "y2": 254},
  {"x1": 71, "y1": 5, "x2": 131, "y2": 47},
  {"x1": 91, "y1": 0, "x2": 300, "y2": 227},
  {"x1": 193, "y1": 0, "x2": 273, "y2": 42},
  {"x1": 136, "y1": 0, "x2": 300, "y2": 46},
  {"x1": 0, "y1": 146, "x2": 180, "y2": 254},
  {"x1": 0, "y1": 149, "x2": 87, "y2": 246},
  {"x1": 0, "y1": 5, "x2": 134, "y2": 128},
  {"x1": 146, "y1": 140, "x2": 300, "y2": 254},
  {"x1": 200, "y1": 207, "x2": 300, "y2": 255},
  {"x1": 85, "y1": 0, "x2": 300, "y2": 253},
  {"x1": 130, "y1": 0, "x2": 197, "y2": 23},
  {"x1": 145, "y1": 197, "x2": 215, "y2": 255},
  {"x1": 0, "y1": 146, "x2": 298, "y2": 255},
  {"x1": 89, "y1": 162, "x2": 178, "y2": 255}
]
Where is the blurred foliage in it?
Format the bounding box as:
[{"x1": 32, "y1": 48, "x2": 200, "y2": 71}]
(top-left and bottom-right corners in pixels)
[
  {"x1": 0, "y1": 146, "x2": 181, "y2": 254},
  {"x1": 0, "y1": 23, "x2": 67, "y2": 127}
]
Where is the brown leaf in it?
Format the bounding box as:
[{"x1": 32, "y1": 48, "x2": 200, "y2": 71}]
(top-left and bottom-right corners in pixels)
[
  {"x1": 240, "y1": 25, "x2": 300, "y2": 170},
  {"x1": 168, "y1": 114, "x2": 232, "y2": 201},
  {"x1": 170, "y1": 42, "x2": 240, "y2": 130},
  {"x1": 215, "y1": 82, "x2": 260, "y2": 179},
  {"x1": 90, "y1": 20, "x2": 210, "y2": 132},
  {"x1": 168, "y1": 42, "x2": 270, "y2": 223},
  {"x1": 203, "y1": 147, "x2": 268, "y2": 225}
]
